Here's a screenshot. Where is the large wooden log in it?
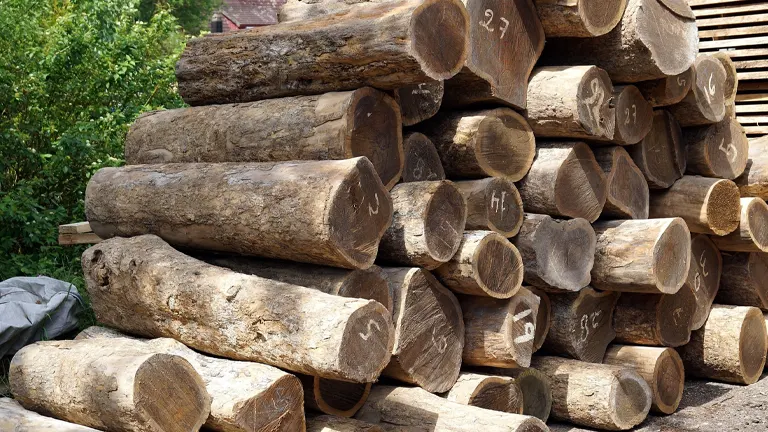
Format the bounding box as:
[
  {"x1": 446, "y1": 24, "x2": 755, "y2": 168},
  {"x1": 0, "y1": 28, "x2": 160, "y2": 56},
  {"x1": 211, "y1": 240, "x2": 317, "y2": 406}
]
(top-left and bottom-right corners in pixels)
[
  {"x1": 517, "y1": 142, "x2": 607, "y2": 222},
  {"x1": 394, "y1": 80, "x2": 444, "y2": 126},
  {"x1": 532, "y1": 0, "x2": 626, "y2": 37},
  {"x1": 75, "y1": 326, "x2": 306, "y2": 431},
  {"x1": 541, "y1": 287, "x2": 619, "y2": 363},
  {"x1": 9, "y1": 339, "x2": 211, "y2": 432},
  {"x1": 176, "y1": 0, "x2": 470, "y2": 105},
  {"x1": 592, "y1": 146, "x2": 649, "y2": 219},
  {"x1": 736, "y1": 136, "x2": 768, "y2": 199},
  {"x1": 603, "y1": 345, "x2": 685, "y2": 415},
  {"x1": 710, "y1": 52, "x2": 738, "y2": 118},
  {"x1": 531, "y1": 356, "x2": 651, "y2": 431},
  {"x1": 415, "y1": 108, "x2": 536, "y2": 181},
  {"x1": 401, "y1": 132, "x2": 445, "y2": 182},
  {"x1": 434, "y1": 231, "x2": 524, "y2": 298},
  {"x1": 377, "y1": 181, "x2": 466, "y2": 270},
  {"x1": 526, "y1": 66, "x2": 616, "y2": 140},
  {"x1": 124, "y1": 88, "x2": 403, "y2": 190},
  {"x1": 628, "y1": 110, "x2": 686, "y2": 189},
  {"x1": 716, "y1": 252, "x2": 768, "y2": 311},
  {"x1": 380, "y1": 267, "x2": 465, "y2": 392},
  {"x1": 528, "y1": 287, "x2": 551, "y2": 352},
  {"x1": 278, "y1": 0, "x2": 381, "y2": 22},
  {"x1": 85, "y1": 158, "x2": 392, "y2": 270},
  {"x1": 635, "y1": 68, "x2": 693, "y2": 107},
  {"x1": 711, "y1": 198, "x2": 768, "y2": 253},
  {"x1": 613, "y1": 286, "x2": 696, "y2": 347},
  {"x1": 0, "y1": 398, "x2": 101, "y2": 432},
  {"x1": 455, "y1": 178, "x2": 523, "y2": 237},
  {"x1": 610, "y1": 85, "x2": 654, "y2": 145},
  {"x1": 444, "y1": 372, "x2": 523, "y2": 414},
  {"x1": 82, "y1": 235, "x2": 394, "y2": 382},
  {"x1": 683, "y1": 118, "x2": 749, "y2": 180},
  {"x1": 669, "y1": 55, "x2": 727, "y2": 127},
  {"x1": 678, "y1": 305, "x2": 767, "y2": 385},
  {"x1": 687, "y1": 234, "x2": 723, "y2": 330},
  {"x1": 591, "y1": 218, "x2": 691, "y2": 294},
  {"x1": 307, "y1": 415, "x2": 384, "y2": 432},
  {"x1": 300, "y1": 375, "x2": 371, "y2": 417},
  {"x1": 649, "y1": 175, "x2": 741, "y2": 236},
  {"x1": 481, "y1": 367, "x2": 552, "y2": 422}
]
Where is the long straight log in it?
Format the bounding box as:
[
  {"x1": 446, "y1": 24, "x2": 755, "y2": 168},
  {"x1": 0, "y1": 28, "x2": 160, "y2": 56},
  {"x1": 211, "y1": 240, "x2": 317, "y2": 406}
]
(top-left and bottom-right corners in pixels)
[
  {"x1": 684, "y1": 117, "x2": 749, "y2": 179},
  {"x1": 299, "y1": 375, "x2": 371, "y2": 417},
  {"x1": 711, "y1": 198, "x2": 768, "y2": 253},
  {"x1": 635, "y1": 68, "x2": 693, "y2": 107},
  {"x1": 82, "y1": 235, "x2": 394, "y2": 382},
  {"x1": 401, "y1": 132, "x2": 445, "y2": 182},
  {"x1": 528, "y1": 287, "x2": 551, "y2": 352},
  {"x1": 736, "y1": 136, "x2": 768, "y2": 199},
  {"x1": 85, "y1": 158, "x2": 392, "y2": 270},
  {"x1": 716, "y1": 252, "x2": 768, "y2": 311},
  {"x1": 176, "y1": 0, "x2": 470, "y2": 105},
  {"x1": 479, "y1": 367, "x2": 552, "y2": 422},
  {"x1": 628, "y1": 110, "x2": 686, "y2": 189},
  {"x1": 455, "y1": 178, "x2": 523, "y2": 237},
  {"x1": 613, "y1": 286, "x2": 696, "y2": 347},
  {"x1": 592, "y1": 146, "x2": 649, "y2": 219},
  {"x1": 394, "y1": 80, "x2": 445, "y2": 126},
  {"x1": 278, "y1": 0, "x2": 382, "y2": 22},
  {"x1": 711, "y1": 52, "x2": 738, "y2": 118},
  {"x1": 669, "y1": 55, "x2": 727, "y2": 127},
  {"x1": 307, "y1": 415, "x2": 384, "y2": 432},
  {"x1": 0, "y1": 398, "x2": 101, "y2": 432},
  {"x1": 532, "y1": 0, "x2": 627, "y2": 37},
  {"x1": 443, "y1": 372, "x2": 523, "y2": 414},
  {"x1": 610, "y1": 85, "x2": 654, "y2": 145},
  {"x1": 688, "y1": 234, "x2": 723, "y2": 330}
]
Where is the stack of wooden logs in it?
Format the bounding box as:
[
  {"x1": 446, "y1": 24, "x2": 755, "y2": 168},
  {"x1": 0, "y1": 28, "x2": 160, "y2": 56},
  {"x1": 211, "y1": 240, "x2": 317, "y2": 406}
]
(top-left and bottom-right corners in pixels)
[{"x1": 12, "y1": 0, "x2": 768, "y2": 431}]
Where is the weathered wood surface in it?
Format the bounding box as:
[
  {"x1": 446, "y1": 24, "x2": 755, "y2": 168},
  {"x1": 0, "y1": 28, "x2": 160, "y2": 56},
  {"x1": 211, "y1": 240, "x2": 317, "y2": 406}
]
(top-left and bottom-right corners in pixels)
[
  {"x1": 711, "y1": 52, "x2": 738, "y2": 118},
  {"x1": 307, "y1": 415, "x2": 384, "y2": 432},
  {"x1": 711, "y1": 198, "x2": 768, "y2": 253},
  {"x1": 592, "y1": 146, "x2": 649, "y2": 219},
  {"x1": 278, "y1": 0, "x2": 385, "y2": 22},
  {"x1": 480, "y1": 367, "x2": 552, "y2": 422},
  {"x1": 684, "y1": 117, "x2": 749, "y2": 179},
  {"x1": 609, "y1": 85, "x2": 654, "y2": 145},
  {"x1": 532, "y1": 0, "x2": 627, "y2": 37},
  {"x1": 85, "y1": 158, "x2": 392, "y2": 270},
  {"x1": 401, "y1": 132, "x2": 445, "y2": 182},
  {"x1": 82, "y1": 235, "x2": 394, "y2": 382},
  {"x1": 716, "y1": 252, "x2": 768, "y2": 311},
  {"x1": 444, "y1": 372, "x2": 523, "y2": 414},
  {"x1": 613, "y1": 286, "x2": 696, "y2": 347},
  {"x1": 394, "y1": 80, "x2": 445, "y2": 126},
  {"x1": 735, "y1": 136, "x2": 768, "y2": 199},
  {"x1": 58, "y1": 221, "x2": 102, "y2": 245},
  {"x1": 0, "y1": 398, "x2": 102, "y2": 432},
  {"x1": 669, "y1": 55, "x2": 728, "y2": 127},
  {"x1": 455, "y1": 178, "x2": 523, "y2": 237},
  {"x1": 300, "y1": 375, "x2": 370, "y2": 418},
  {"x1": 528, "y1": 287, "x2": 551, "y2": 352},
  {"x1": 687, "y1": 234, "x2": 723, "y2": 331},
  {"x1": 635, "y1": 68, "x2": 693, "y2": 107},
  {"x1": 628, "y1": 110, "x2": 686, "y2": 189}
]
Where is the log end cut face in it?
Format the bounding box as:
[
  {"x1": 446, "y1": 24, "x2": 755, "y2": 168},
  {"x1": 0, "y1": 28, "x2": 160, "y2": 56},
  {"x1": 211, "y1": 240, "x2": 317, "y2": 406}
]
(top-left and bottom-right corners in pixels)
[
  {"x1": 688, "y1": 235, "x2": 723, "y2": 330},
  {"x1": 745, "y1": 198, "x2": 768, "y2": 253},
  {"x1": 608, "y1": 148, "x2": 650, "y2": 219},
  {"x1": 484, "y1": 177, "x2": 524, "y2": 237},
  {"x1": 652, "y1": 218, "x2": 692, "y2": 294},
  {"x1": 657, "y1": 284, "x2": 695, "y2": 346},
  {"x1": 703, "y1": 119, "x2": 749, "y2": 180},
  {"x1": 240, "y1": 374, "x2": 306, "y2": 430},
  {"x1": 338, "y1": 267, "x2": 394, "y2": 312},
  {"x1": 704, "y1": 179, "x2": 741, "y2": 236},
  {"x1": 575, "y1": 67, "x2": 616, "y2": 140},
  {"x1": 739, "y1": 307, "x2": 768, "y2": 384},
  {"x1": 410, "y1": 0, "x2": 470, "y2": 80},
  {"x1": 614, "y1": 85, "x2": 654, "y2": 145},
  {"x1": 424, "y1": 181, "x2": 468, "y2": 263},
  {"x1": 502, "y1": 290, "x2": 540, "y2": 368},
  {"x1": 473, "y1": 233, "x2": 524, "y2": 299},
  {"x1": 474, "y1": 108, "x2": 536, "y2": 181},
  {"x1": 572, "y1": 288, "x2": 620, "y2": 363},
  {"x1": 636, "y1": 0, "x2": 698, "y2": 77},
  {"x1": 554, "y1": 143, "x2": 607, "y2": 222},
  {"x1": 534, "y1": 217, "x2": 596, "y2": 291},
  {"x1": 580, "y1": 0, "x2": 628, "y2": 37},
  {"x1": 653, "y1": 349, "x2": 685, "y2": 414},
  {"x1": 747, "y1": 252, "x2": 768, "y2": 310},
  {"x1": 609, "y1": 369, "x2": 652, "y2": 430},
  {"x1": 402, "y1": 132, "x2": 446, "y2": 182},
  {"x1": 690, "y1": 56, "x2": 727, "y2": 125},
  {"x1": 633, "y1": 110, "x2": 685, "y2": 189},
  {"x1": 395, "y1": 81, "x2": 445, "y2": 127},
  {"x1": 515, "y1": 369, "x2": 552, "y2": 422},
  {"x1": 315, "y1": 378, "x2": 371, "y2": 417},
  {"x1": 468, "y1": 376, "x2": 523, "y2": 414},
  {"x1": 339, "y1": 301, "x2": 395, "y2": 382}
]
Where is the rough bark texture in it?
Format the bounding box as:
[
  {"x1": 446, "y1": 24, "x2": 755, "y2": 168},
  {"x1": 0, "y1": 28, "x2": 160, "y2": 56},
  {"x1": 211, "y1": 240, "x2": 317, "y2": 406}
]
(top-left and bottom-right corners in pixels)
[
  {"x1": 532, "y1": 0, "x2": 627, "y2": 37},
  {"x1": 401, "y1": 132, "x2": 446, "y2": 183},
  {"x1": 380, "y1": 267, "x2": 465, "y2": 393},
  {"x1": 307, "y1": 415, "x2": 384, "y2": 432},
  {"x1": 0, "y1": 398, "x2": 101, "y2": 432},
  {"x1": 628, "y1": 109, "x2": 686, "y2": 189},
  {"x1": 592, "y1": 146, "x2": 649, "y2": 219},
  {"x1": 531, "y1": 356, "x2": 652, "y2": 431},
  {"x1": 81, "y1": 235, "x2": 394, "y2": 383},
  {"x1": 610, "y1": 85, "x2": 654, "y2": 145},
  {"x1": 735, "y1": 136, "x2": 768, "y2": 199},
  {"x1": 444, "y1": 372, "x2": 523, "y2": 414},
  {"x1": 526, "y1": 66, "x2": 616, "y2": 140},
  {"x1": 528, "y1": 287, "x2": 551, "y2": 352},
  {"x1": 9, "y1": 339, "x2": 211, "y2": 432},
  {"x1": 85, "y1": 158, "x2": 393, "y2": 270},
  {"x1": 613, "y1": 286, "x2": 696, "y2": 347},
  {"x1": 394, "y1": 81, "x2": 445, "y2": 126},
  {"x1": 434, "y1": 230, "x2": 524, "y2": 298},
  {"x1": 300, "y1": 375, "x2": 371, "y2": 418},
  {"x1": 541, "y1": 287, "x2": 619, "y2": 363},
  {"x1": 377, "y1": 181, "x2": 467, "y2": 270},
  {"x1": 591, "y1": 218, "x2": 691, "y2": 294},
  {"x1": 176, "y1": 0, "x2": 470, "y2": 105},
  {"x1": 603, "y1": 345, "x2": 685, "y2": 415},
  {"x1": 516, "y1": 142, "x2": 607, "y2": 222},
  {"x1": 415, "y1": 107, "x2": 536, "y2": 181},
  {"x1": 455, "y1": 178, "x2": 523, "y2": 237},
  {"x1": 635, "y1": 68, "x2": 693, "y2": 107},
  {"x1": 716, "y1": 252, "x2": 768, "y2": 311},
  {"x1": 683, "y1": 117, "x2": 749, "y2": 180},
  {"x1": 279, "y1": 0, "x2": 386, "y2": 22},
  {"x1": 480, "y1": 367, "x2": 552, "y2": 422},
  {"x1": 678, "y1": 305, "x2": 767, "y2": 385},
  {"x1": 711, "y1": 198, "x2": 768, "y2": 253},
  {"x1": 649, "y1": 175, "x2": 741, "y2": 236},
  {"x1": 669, "y1": 55, "x2": 727, "y2": 127},
  {"x1": 687, "y1": 234, "x2": 723, "y2": 330},
  {"x1": 711, "y1": 52, "x2": 738, "y2": 118}
]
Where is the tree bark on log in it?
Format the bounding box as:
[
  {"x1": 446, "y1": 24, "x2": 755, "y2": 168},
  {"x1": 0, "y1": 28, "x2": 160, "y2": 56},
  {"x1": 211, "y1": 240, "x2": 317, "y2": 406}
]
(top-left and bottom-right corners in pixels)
[
  {"x1": 592, "y1": 146, "x2": 650, "y2": 219},
  {"x1": 610, "y1": 85, "x2": 654, "y2": 145},
  {"x1": 541, "y1": 287, "x2": 619, "y2": 363},
  {"x1": 394, "y1": 81, "x2": 445, "y2": 126},
  {"x1": 380, "y1": 268, "x2": 465, "y2": 393},
  {"x1": 443, "y1": 372, "x2": 523, "y2": 414},
  {"x1": 591, "y1": 218, "x2": 691, "y2": 294},
  {"x1": 711, "y1": 198, "x2": 768, "y2": 253},
  {"x1": 415, "y1": 108, "x2": 536, "y2": 181},
  {"x1": 85, "y1": 158, "x2": 393, "y2": 270},
  {"x1": 684, "y1": 117, "x2": 749, "y2": 180},
  {"x1": 434, "y1": 230, "x2": 524, "y2": 299},
  {"x1": 307, "y1": 415, "x2": 384, "y2": 432},
  {"x1": 526, "y1": 66, "x2": 616, "y2": 140},
  {"x1": 124, "y1": 88, "x2": 403, "y2": 190},
  {"x1": 516, "y1": 142, "x2": 607, "y2": 222},
  {"x1": 0, "y1": 398, "x2": 101, "y2": 432},
  {"x1": 669, "y1": 55, "x2": 727, "y2": 127},
  {"x1": 687, "y1": 234, "x2": 723, "y2": 331},
  {"x1": 603, "y1": 345, "x2": 685, "y2": 415},
  {"x1": 278, "y1": 0, "x2": 383, "y2": 22},
  {"x1": 635, "y1": 68, "x2": 693, "y2": 107},
  {"x1": 176, "y1": 0, "x2": 470, "y2": 105},
  {"x1": 532, "y1": 0, "x2": 627, "y2": 37},
  {"x1": 628, "y1": 109, "x2": 686, "y2": 189},
  {"x1": 678, "y1": 305, "x2": 767, "y2": 385},
  {"x1": 479, "y1": 367, "x2": 552, "y2": 422},
  {"x1": 454, "y1": 178, "x2": 523, "y2": 237},
  {"x1": 612, "y1": 286, "x2": 696, "y2": 347},
  {"x1": 531, "y1": 356, "x2": 652, "y2": 431},
  {"x1": 649, "y1": 175, "x2": 741, "y2": 236},
  {"x1": 300, "y1": 375, "x2": 371, "y2": 418},
  {"x1": 711, "y1": 52, "x2": 738, "y2": 118},
  {"x1": 528, "y1": 287, "x2": 551, "y2": 352},
  {"x1": 401, "y1": 132, "x2": 446, "y2": 183},
  {"x1": 736, "y1": 136, "x2": 768, "y2": 199},
  {"x1": 82, "y1": 235, "x2": 394, "y2": 383},
  {"x1": 9, "y1": 339, "x2": 211, "y2": 432},
  {"x1": 716, "y1": 252, "x2": 768, "y2": 311}
]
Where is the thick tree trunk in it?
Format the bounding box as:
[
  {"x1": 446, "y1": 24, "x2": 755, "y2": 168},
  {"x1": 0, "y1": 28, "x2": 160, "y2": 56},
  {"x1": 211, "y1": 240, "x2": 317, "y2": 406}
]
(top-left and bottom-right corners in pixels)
[
  {"x1": 603, "y1": 345, "x2": 685, "y2": 415},
  {"x1": 85, "y1": 158, "x2": 392, "y2": 270},
  {"x1": 711, "y1": 198, "x2": 768, "y2": 253},
  {"x1": 82, "y1": 235, "x2": 394, "y2": 383},
  {"x1": 401, "y1": 132, "x2": 446, "y2": 183},
  {"x1": 688, "y1": 234, "x2": 723, "y2": 330},
  {"x1": 684, "y1": 117, "x2": 749, "y2": 180},
  {"x1": 176, "y1": 0, "x2": 470, "y2": 105},
  {"x1": 480, "y1": 367, "x2": 552, "y2": 422},
  {"x1": 394, "y1": 81, "x2": 445, "y2": 126},
  {"x1": 669, "y1": 55, "x2": 727, "y2": 127},
  {"x1": 9, "y1": 339, "x2": 211, "y2": 432},
  {"x1": 610, "y1": 85, "x2": 654, "y2": 145},
  {"x1": 415, "y1": 108, "x2": 536, "y2": 181},
  {"x1": 380, "y1": 268, "x2": 465, "y2": 393},
  {"x1": 711, "y1": 52, "x2": 738, "y2": 118},
  {"x1": 592, "y1": 146, "x2": 649, "y2": 219},
  {"x1": 591, "y1": 218, "x2": 691, "y2": 294},
  {"x1": 0, "y1": 398, "x2": 101, "y2": 432},
  {"x1": 735, "y1": 136, "x2": 768, "y2": 199},
  {"x1": 532, "y1": 0, "x2": 627, "y2": 37},
  {"x1": 541, "y1": 287, "x2": 619, "y2": 363},
  {"x1": 454, "y1": 178, "x2": 523, "y2": 237},
  {"x1": 278, "y1": 0, "x2": 382, "y2": 22},
  {"x1": 531, "y1": 356, "x2": 652, "y2": 431},
  {"x1": 300, "y1": 375, "x2": 371, "y2": 417},
  {"x1": 678, "y1": 305, "x2": 767, "y2": 385},
  {"x1": 443, "y1": 372, "x2": 523, "y2": 414},
  {"x1": 649, "y1": 175, "x2": 741, "y2": 236},
  {"x1": 516, "y1": 142, "x2": 607, "y2": 222},
  {"x1": 628, "y1": 109, "x2": 686, "y2": 189},
  {"x1": 434, "y1": 230, "x2": 524, "y2": 298},
  {"x1": 528, "y1": 287, "x2": 551, "y2": 352},
  {"x1": 635, "y1": 68, "x2": 694, "y2": 107},
  {"x1": 716, "y1": 252, "x2": 768, "y2": 311},
  {"x1": 613, "y1": 286, "x2": 696, "y2": 347},
  {"x1": 307, "y1": 415, "x2": 383, "y2": 432}
]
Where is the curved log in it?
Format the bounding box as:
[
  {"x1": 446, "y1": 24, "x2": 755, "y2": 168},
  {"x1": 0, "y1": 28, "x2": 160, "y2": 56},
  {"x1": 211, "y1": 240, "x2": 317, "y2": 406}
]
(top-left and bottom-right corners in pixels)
[
  {"x1": 613, "y1": 286, "x2": 696, "y2": 347},
  {"x1": 444, "y1": 372, "x2": 523, "y2": 414},
  {"x1": 395, "y1": 80, "x2": 445, "y2": 126},
  {"x1": 401, "y1": 132, "x2": 445, "y2": 183},
  {"x1": 635, "y1": 68, "x2": 693, "y2": 107},
  {"x1": 300, "y1": 375, "x2": 371, "y2": 417},
  {"x1": 532, "y1": 0, "x2": 627, "y2": 37},
  {"x1": 628, "y1": 109, "x2": 686, "y2": 189},
  {"x1": 716, "y1": 252, "x2": 768, "y2": 311},
  {"x1": 687, "y1": 234, "x2": 723, "y2": 331},
  {"x1": 736, "y1": 136, "x2": 768, "y2": 199},
  {"x1": 455, "y1": 178, "x2": 523, "y2": 237},
  {"x1": 684, "y1": 117, "x2": 749, "y2": 180},
  {"x1": 669, "y1": 55, "x2": 727, "y2": 127},
  {"x1": 610, "y1": 85, "x2": 654, "y2": 145},
  {"x1": 711, "y1": 198, "x2": 768, "y2": 253},
  {"x1": 592, "y1": 146, "x2": 650, "y2": 219}
]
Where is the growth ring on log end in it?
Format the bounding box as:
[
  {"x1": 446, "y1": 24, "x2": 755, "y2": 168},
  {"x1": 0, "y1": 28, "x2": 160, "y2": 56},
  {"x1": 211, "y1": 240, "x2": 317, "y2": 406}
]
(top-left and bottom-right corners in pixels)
[{"x1": 410, "y1": 0, "x2": 471, "y2": 80}]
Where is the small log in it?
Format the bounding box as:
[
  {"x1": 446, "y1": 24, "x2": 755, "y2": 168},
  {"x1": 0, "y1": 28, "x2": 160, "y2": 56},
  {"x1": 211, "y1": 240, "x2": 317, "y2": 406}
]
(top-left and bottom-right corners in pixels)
[
  {"x1": 528, "y1": 287, "x2": 551, "y2": 352},
  {"x1": 526, "y1": 66, "x2": 616, "y2": 140},
  {"x1": 736, "y1": 136, "x2": 768, "y2": 199},
  {"x1": 603, "y1": 345, "x2": 685, "y2": 415},
  {"x1": 592, "y1": 146, "x2": 650, "y2": 219},
  {"x1": 356, "y1": 385, "x2": 548, "y2": 431},
  {"x1": 9, "y1": 339, "x2": 211, "y2": 432},
  {"x1": 716, "y1": 252, "x2": 768, "y2": 311},
  {"x1": 711, "y1": 198, "x2": 768, "y2": 253},
  {"x1": 683, "y1": 118, "x2": 749, "y2": 180},
  {"x1": 710, "y1": 52, "x2": 738, "y2": 118},
  {"x1": 610, "y1": 85, "x2": 654, "y2": 145},
  {"x1": 460, "y1": 287, "x2": 540, "y2": 368},
  {"x1": 415, "y1": 107, "x2": 536, "y2": 181},
  {"x1": 532, "y1": 0, "x2": 627, "y2": 37},
  {"x1": 443, "y1": 372, "x2": 523, "y2": 414},
  {"x1": 512, "y1": 214, "x2": 595, "y2": 292},
  {"x1": 300, "y1": 375, "x2": 371, "y2": 417},
  {"x1": 635, "y1": 68, "x2": 693, "y2": 107},
  {"x1": 613, "y1": 286, "x2": 696, "y2": 347},
  {"x1": 0, "y1": 398, "x2": 101, "y2": 432},
  {"x1": 82, "y1": 235, "x2": 394, "y2": 382},
  {"x1": 531, "y1": 356, "x2": 651, "y2": 431},
  {"x1": 434, "y1": 230, "x2": 524, "y2": 298},
  {"x1": 687, "y1": 234, "x2": 723, "y2": 330},
  {"x1": 480, "y1": 367, "x2": 552, "y2": 422},
  {"x1": 394, "y1": 81, "x2": 445, "y2": 126},
  {"x1": 541, "y1": 287, "x2": 619, "y2": 363},
  {"x1": 678, "y1": 305, "x2": 767, "y2": 385},
  {"x1": 591, "y1": 218, "x2": 691, "y2": 294},
  {"x1": 516, "y1": 142, "x2": 607, "y2": 222},
  {"x1": 401, "y1": 132, "x2": 446, "y2": 183},
  {"x1": 308, "y1": 415, "x2": 384, "y2": 432},
  {"x1": 628, "y1": 109, "x2": 686, "y2": 189},
  {"x1": 177, "y1": 0, "x2": 470, "y2": 105},
  {"x1": 455, "y1": 178, "x2": 523, "y2": 237},
  {"x1": 669, "y1": 55, "x2": 727, "y2": 127},
  {"x1": 377, "y1": 181, "x2": 467, "y2": 270},
  {"x1": 380, "y1": 267, "x2": 465, "y2": 393},
  {"x1": 649, "y1": 175, "x2": 741, "y2": 236}
]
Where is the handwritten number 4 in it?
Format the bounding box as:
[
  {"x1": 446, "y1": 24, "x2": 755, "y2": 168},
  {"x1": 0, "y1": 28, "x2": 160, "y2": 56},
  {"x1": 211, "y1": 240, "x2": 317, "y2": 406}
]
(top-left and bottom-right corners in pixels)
[{"x1": 480, "y1": 10, "x2": 510, "y2": 39}]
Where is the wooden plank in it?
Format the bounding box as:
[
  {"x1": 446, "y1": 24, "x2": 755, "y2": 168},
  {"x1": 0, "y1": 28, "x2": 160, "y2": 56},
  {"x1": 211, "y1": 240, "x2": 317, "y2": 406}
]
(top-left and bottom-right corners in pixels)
[
  {"x1": 713, "y1": 48, "x2": 768, "y2": 59},
  {"x1": 738, "y1": 81, "x2": 768, "y2": 91},
  {"x1": 700, "y1": 24, "x2": 768, "y2": 39},
  {"x1": 733, "y1": 59, "x2": 768, "y2": 68},
  {"x1": 695, "y1": 3, "x2": 768, "y2": 18},
  {"x1": 736, "y1": 115, "x2": 768, "y2": 123},
  {"x1": 58, "y1": 221, "x2": 92, "y2": 234},
  {"x1": 690, "y1": 0, "x2": 756, "y2": 7},
  {"x1": 744, "y1": 125, "x2": 768, "y2": 135},
  {"x1": 736, "y1": 92, "x2": 768, "y2": 101},
  {"x1": 738, "y1": 71, "x2": 768, "y2": 80},
  {"x1": 58, "y1": 233, "x2": 102, "y2": 246},
  {"x1": 697, "y1": 13, "x2": 768, "y2": 28},
  {"x1": 699, "y1": 36, "x2": 768, "y2": 51},
  {"x1": 735, "y1": 104, "x2": 768, "y2": 113}
]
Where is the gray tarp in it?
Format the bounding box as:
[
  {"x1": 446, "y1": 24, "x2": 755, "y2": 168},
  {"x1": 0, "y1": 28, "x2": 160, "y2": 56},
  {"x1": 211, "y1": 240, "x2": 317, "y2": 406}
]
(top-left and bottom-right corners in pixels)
[{"x1": 0, "y1": 276, "x2": 83, "y2": 357}]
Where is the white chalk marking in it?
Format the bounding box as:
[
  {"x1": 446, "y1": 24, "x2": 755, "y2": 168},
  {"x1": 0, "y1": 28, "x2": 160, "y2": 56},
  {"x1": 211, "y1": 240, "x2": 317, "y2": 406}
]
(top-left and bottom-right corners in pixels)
[
  {"x1": 677, "y1": 76, "x2": 687, "y2": 87},
  {"x1": 700, "y1": 251, "x2": 710, "y2": 277},
  {"x1": 499, "y1": 17, "x2": 510, "y2": 39},
  {"x1": 719, "y1": 138, "x2": 738, "y2": 163},
  {"x1": 480, "y1": 9, "x2": 495, "y2": 33},
  {"x1": 583, "y1": 78, "x2": 605, "y2": 135},
  {"x1": 359, "y1": 319, "x2": 381, "y2": 341},
  {"x1": 368, "y1": 193, "x2": 380, "y2": 216},
  {"x1": 514, "y1": 322, "x2": 535, "y2": 344},
  {"x1": 513, "y1": 308, "x2": 532, "y2": 322}
]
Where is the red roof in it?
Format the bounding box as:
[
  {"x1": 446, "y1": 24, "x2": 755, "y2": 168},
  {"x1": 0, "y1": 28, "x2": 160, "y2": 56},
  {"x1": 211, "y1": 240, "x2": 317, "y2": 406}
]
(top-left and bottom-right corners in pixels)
[{"x1": 221, "y1": 0, "x2": 286, "y2": 27}]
